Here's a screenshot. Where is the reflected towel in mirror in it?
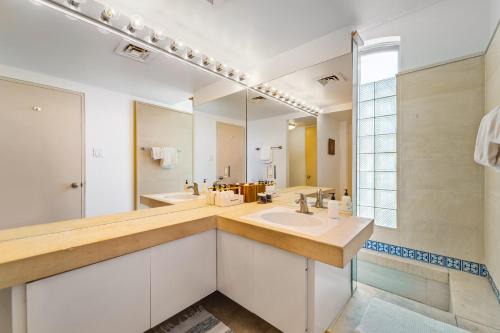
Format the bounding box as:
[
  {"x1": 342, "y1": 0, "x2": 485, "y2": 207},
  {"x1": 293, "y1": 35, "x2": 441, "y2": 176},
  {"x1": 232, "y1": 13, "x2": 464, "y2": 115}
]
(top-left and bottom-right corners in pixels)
[
  {"x1": 474, "y1": 106, "x2": 500, "y2": 171},
  {"x1": 160, "y1": 147, "x2": 178, "y2": 169},
  {"x1": 259, "y1": 146, "x2": 273, "y2": 163}
]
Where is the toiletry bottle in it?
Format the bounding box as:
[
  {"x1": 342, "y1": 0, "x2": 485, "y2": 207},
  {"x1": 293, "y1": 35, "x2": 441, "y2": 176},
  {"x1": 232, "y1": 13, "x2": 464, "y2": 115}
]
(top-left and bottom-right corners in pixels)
[
  {"x1": 341, "y1": 189, "x2": 352, "y2": 213},
  {"x1": 331, "y1": 192, "x2": 336, "y2": 200},
  {"x1": 183, "y1": 179, "x2": 189, "y2": 192},
  {"x1": 202, "y1": 179, "x2": 208, "y2": 194}
]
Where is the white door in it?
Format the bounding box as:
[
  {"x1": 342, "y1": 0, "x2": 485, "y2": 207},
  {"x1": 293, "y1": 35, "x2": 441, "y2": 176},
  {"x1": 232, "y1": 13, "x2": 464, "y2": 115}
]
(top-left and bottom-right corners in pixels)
[{"x1": 0, "y1": 78, "x2": 84, "y2": 229}]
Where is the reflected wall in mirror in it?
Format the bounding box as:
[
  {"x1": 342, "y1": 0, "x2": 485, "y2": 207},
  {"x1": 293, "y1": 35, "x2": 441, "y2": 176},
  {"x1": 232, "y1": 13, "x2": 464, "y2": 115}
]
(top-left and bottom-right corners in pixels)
[
  {"x1": 0, "y1": 0, "x2": 227, "y2": 229},
  {"x1": 135, "y1": 102, "x2": 193, "y2": 209},
  {"x1": 193, "y1": 89, "x2": 247, "y2": 187},
  {"x1": 253, "y1": 53, "x2": 353, "y2": 196}
]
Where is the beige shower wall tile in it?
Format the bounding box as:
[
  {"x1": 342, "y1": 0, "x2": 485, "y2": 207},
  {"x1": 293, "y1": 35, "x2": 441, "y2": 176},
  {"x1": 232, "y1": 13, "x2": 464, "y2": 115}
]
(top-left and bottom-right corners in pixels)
[
  {"x1": 400, "y1": 159, "x2": 483, "y2": 192},
  {"x1": 398, "y1": 56, "x2": 484, "y2": 100},
  {"x1": 399, "y1": 190, "x2": 483, "y2": 229},
  {"x1": 400, "y1": 88, "x2": 484, "y2": 131},
  {"x1": 485, "y1": 29, "x2": 500, "y2": 83},
  {"x1": 401, "y1": 125, "x2": 478, "y2": 161},
  {"x1": 484, "y1": 191, "x2": 500, "y2": 282},
  {"x1": 485, "y1": 72, "x2": 500, "y2": 111}
]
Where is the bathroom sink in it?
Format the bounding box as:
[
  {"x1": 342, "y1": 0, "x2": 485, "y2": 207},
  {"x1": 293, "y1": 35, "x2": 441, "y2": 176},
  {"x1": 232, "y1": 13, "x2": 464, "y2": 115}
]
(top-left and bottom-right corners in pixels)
[
  {"x1": 150, "y1": 192, "x2": 205, "y2": 203},
  {"x1": 241, "y1": 207, "x2": 336, "y2": 236},
  {"x1": 162, "y1": 193, "x2": 201, "y2": 201},
  {"x1": 259, "y1": 212, "x2": 324, "y2": 227}
]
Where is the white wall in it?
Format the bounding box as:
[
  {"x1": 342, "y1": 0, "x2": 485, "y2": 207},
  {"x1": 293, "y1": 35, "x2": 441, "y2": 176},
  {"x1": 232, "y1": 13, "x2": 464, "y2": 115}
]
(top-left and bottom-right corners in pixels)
[
  {"x1": 360, "y1": 0, "x2": 491, "y2": 72},
  {"x1": 0, "y1": 64, "x2": 190, "y2": 217},
  {"x1": 490, "y1": 0, "x2": 500, "y2": 38},
  {"x1": 288, "y1": 126, "x2": 306, "y2": 187},
  {"x1": 317, "y1": 114, "x2": 340, "y2": 191},
  {"x1": 193, "y1": 111, "x2": 245, "y2": 186}
]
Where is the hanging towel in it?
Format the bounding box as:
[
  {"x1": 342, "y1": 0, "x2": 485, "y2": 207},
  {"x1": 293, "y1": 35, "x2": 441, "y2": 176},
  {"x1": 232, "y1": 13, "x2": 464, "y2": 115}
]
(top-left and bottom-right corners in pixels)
[
  {"x1": 160, "y1": 147, "x2": 178, "y2": 169},
  {"x1": 151, "y1": 147, "x2": 163, "y2": 160},
  {"x1": 259, "y1": 146, "x2": 273, "y2": 164},
  {"x1": 474, "y1": 106, "x2": 500, "y2": 171}
]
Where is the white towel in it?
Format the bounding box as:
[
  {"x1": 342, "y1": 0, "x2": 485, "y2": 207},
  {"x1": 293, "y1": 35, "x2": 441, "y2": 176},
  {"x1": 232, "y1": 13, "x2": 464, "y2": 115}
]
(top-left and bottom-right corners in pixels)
[
  {"x1": 160, "y1": 147, "x2": 178, "y2": 169},
  {"x1": 151, "y1": 147, "x2": 163, "y2": 160},
  {"x1": 259, "y1": 146, "x2": 273, "y2": 164},
  {"x1": 474, "y1": 106, "x2": 500, "y2": 170}
]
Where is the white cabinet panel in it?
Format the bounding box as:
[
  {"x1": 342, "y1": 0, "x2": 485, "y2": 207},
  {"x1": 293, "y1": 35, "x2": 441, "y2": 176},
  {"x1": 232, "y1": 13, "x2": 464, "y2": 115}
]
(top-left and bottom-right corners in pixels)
[
  {"x1": 216, "y1": 230, "x2": 254, "y2": 310},
  {"x1": 151, "y1": 230, "x2": 216, "y2": 327},
  {"x1": 308, "y1": 260, "x2": 351, "y2": 333},
  {"x1": 217, "y1": 231, "x2": 307, "y2": 333},
  {"x1": 26, "y1": 250, "x2": 150, "y2": 333}
]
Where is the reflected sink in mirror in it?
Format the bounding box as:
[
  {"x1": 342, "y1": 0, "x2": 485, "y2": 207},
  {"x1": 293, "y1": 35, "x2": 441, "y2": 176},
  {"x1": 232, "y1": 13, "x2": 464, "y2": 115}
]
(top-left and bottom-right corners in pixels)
[
  {"x1": 151, "y1": 192, "x2": 205, "y2": 204},
  {"x1": 241, "y1": 207, "x2": 337, "y2": 236}
]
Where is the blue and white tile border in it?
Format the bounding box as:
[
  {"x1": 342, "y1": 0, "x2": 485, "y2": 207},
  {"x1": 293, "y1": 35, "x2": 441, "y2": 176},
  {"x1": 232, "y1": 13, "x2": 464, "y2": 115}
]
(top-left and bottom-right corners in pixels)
[{"x1": 363, "y1": 239, "x2": 500, "y2": 303}]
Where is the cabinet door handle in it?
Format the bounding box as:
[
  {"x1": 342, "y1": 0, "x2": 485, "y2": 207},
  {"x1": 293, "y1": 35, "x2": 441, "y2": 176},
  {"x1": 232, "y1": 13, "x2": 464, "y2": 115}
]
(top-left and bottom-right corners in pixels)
[{"x1": 71, "y1": 182, "x2": 81, "y2": 189}]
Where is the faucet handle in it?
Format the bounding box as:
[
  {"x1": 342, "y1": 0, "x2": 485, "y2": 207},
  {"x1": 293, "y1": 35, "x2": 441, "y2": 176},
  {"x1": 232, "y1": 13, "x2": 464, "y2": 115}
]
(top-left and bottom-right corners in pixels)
[{"x1": 295, "y1": 193, "x2": 306, "y2": 203}]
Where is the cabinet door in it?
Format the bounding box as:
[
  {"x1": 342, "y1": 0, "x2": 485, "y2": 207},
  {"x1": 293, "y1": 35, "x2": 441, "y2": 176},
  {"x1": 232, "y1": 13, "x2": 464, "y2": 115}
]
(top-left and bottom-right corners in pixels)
[
  {"x1": 27, "y1": 250, "x2": 150, "y2": 333},
  {"x1": 151, "y1": 230, "x2": 216, "y2": 327},
  {"x1": 217, "y1": 231, "x2": 307, "y2": 333}
]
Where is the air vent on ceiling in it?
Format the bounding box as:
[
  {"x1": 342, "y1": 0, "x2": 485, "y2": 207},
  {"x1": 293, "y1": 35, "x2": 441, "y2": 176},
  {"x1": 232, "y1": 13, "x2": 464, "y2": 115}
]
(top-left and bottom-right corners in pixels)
[
  {"x1": 317, "y1": 72, "x2": 348, "y2": 86},
  {"x1": 250, "y1": 95, "x2": 267, "y2": 103},
  {"x1": 114, "y1": 40, "x2": 156, "y2": 63}
]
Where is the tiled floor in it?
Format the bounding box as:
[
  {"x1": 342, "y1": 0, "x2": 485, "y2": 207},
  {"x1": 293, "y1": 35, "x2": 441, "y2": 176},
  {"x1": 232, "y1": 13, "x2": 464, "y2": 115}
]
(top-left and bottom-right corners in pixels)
[
  {"x1": 147, "y1": 291, "x2": 281, "y2": 333},
  {"x1": 329, "y1": 283, "x2": 500, "y2": 333}
]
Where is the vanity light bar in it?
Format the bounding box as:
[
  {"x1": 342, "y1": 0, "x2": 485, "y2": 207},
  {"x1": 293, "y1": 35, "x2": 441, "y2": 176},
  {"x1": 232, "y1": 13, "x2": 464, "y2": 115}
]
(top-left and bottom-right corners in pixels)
[
  {"x1": 30, "y1": 0, "x2": 320, "y2": 117},
  {"x1": 255, "y1": 85, "x2": 321, "y2": 116}
]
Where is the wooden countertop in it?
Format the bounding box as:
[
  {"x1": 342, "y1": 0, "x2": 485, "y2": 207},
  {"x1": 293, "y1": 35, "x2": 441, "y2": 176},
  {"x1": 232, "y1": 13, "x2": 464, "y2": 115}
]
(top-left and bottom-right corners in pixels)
[{"x1": 0, "y1": 186, "x2": 372, "y2": 289}]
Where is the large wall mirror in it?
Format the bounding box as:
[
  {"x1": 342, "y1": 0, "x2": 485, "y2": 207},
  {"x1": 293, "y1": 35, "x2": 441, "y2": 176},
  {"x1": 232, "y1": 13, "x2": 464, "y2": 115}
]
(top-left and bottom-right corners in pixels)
[
  {"x1": 249, "y1": 53, "x2": 353, "y2": 196},
  {"x1": 0, "y1": 0, "x2": 355, "y2": 232}
]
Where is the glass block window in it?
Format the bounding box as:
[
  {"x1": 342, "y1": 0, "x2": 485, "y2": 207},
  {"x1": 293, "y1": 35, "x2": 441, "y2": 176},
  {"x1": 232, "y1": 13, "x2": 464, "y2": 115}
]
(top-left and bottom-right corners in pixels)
[{"x1": 357, "y1": 75, "x2": 397, "y2": 228}]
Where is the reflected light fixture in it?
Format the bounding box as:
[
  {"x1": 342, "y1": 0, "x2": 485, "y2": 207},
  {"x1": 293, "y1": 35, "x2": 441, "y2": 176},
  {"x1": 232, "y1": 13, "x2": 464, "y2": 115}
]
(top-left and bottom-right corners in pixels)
[
  {"x1": 126, "y1": 15, "x2": 144, "y2": 34},
  {"x1": 32, "y1": 0, "x2": 320, "y2": 117},
  {"x1": 288, "y1": 121, "x2": 297, "y2": 131},
  {"x1": 100, "y1": 7, "x2": 119, "y2": 23},
  {"x1": 150, "y1": 30, "x2": 166, "y2": 43}
]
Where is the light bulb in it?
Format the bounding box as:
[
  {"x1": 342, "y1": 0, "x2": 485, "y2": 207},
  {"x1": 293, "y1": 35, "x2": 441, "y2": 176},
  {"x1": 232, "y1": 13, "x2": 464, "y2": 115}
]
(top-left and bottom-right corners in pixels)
[
  {"x1": 238, "y1": 73, "x2": 247, "y2": 81},
  {"x1": 126, "y1": 15, "x2": 144, "y2": 34},
  {"x1": 186, "y1": 48, "x2": 199, "y2": 60},
  {"x1": 202, "y1": 56, "x2": 211, "y2": 66},
  {"x1": 216, "y1": 63, "x2": 225, "y2": 72},
  {"x1": 169, "y1": 41, "x2": 179, "y2": 52},
  {"x1": 150, "y1": 30, "x2": 166, "y2": 43},
  {"x1": 227, "y1": 69, "x2": 235, "y2": 77},
  {"x1": 100, "y1": 7, "x2": 119, "y2": 23},
  {"x1": 66, "y1": 0, "x2": 86, "y2": 10}
]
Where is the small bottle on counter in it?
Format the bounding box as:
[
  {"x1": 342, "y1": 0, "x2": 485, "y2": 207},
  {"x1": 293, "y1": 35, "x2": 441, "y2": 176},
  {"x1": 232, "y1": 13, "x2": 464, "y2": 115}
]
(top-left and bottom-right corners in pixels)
[{"x1": 183, "y1": 179, "x2": 189, "y2": 192}]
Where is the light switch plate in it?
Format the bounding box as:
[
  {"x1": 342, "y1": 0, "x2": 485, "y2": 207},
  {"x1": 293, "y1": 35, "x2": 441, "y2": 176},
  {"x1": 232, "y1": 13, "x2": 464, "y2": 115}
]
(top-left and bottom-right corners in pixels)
[{"x1": 93, "y1": 148, "x2": 104, "y2": 158}]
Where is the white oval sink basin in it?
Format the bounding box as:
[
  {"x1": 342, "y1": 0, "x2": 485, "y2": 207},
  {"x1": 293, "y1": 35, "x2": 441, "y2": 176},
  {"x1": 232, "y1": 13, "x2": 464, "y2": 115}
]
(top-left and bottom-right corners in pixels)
[
  {"x1": 162, "y1": 193, "x2": 199, "y2": 201},
  {"x1": 260, "y1": 212, "x2": 324, "y2": 227}
]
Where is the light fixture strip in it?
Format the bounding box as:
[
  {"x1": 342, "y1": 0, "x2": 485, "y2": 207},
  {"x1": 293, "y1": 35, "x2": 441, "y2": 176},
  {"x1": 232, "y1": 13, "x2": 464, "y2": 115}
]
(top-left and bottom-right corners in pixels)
[{"x1": 32, "y1": 0, "x2": 319, "y2": 117}]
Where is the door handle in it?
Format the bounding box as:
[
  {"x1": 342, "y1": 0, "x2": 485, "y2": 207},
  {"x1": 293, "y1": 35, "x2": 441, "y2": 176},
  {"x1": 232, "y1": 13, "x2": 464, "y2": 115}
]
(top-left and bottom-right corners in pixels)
[
  {"x1": 307, "y1": 175, "x2": 311, "y2": 179},
  {"x1": 71, "y1": 182, "x2": 81, "y2": 189}
]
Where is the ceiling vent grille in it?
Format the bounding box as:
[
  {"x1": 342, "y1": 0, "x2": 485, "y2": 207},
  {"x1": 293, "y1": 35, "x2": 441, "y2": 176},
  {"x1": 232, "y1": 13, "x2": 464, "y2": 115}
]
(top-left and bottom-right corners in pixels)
[
  {"x1": 250, "y1": 95, "x2": 267, "y2": 103},
  {"x1": 317, "y1": 72, "x2": 347, "y2": 86},
  {"x1": 114, "y1": 40, "x2": 155, "y2": 63}
]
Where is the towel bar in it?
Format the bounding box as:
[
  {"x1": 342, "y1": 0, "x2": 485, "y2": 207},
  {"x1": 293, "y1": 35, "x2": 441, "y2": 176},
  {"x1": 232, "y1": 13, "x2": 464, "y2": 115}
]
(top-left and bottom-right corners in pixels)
[{"x1": 255, "y1": 146, "x2": 282, "y2": 151}]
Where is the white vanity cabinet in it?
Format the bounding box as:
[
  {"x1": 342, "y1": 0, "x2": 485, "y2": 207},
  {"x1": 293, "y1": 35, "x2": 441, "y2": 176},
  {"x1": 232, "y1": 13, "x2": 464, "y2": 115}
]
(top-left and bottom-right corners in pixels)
[
  {"x1": 217, "y1": 231, "x2": 308, "y2": 333},
  {"x1": 150, "y1": 230, "x2": 217, "y2": 327},
  {"x1": 26, "y1": 249, "x2": 151, "y2": 333}
]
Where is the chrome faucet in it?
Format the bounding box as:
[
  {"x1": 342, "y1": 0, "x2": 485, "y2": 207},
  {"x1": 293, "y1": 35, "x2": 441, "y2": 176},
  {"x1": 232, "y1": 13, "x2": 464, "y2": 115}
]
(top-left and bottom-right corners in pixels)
[
  {"x1": 315, "y1": 188, "x2": 325, "y2": 208},
  {"x1": 295, "y1": 193, "x2": 312, "y2": 214},
  {"x1": 187, "y1": 182, "x2": 199, "y2": 196}
]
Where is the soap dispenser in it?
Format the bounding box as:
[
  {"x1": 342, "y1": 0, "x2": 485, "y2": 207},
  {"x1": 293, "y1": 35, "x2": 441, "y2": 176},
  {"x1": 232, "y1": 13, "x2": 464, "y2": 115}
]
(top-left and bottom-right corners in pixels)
[
  {"x1": 183, "y1": 179, "x2": 189, "y2": 192},
  {"x1": 341, "y1": 189, "x2": 352, "y2": 213},
  {"x1": 202, "y1": 179, "x2": 208, "y2": 194}
]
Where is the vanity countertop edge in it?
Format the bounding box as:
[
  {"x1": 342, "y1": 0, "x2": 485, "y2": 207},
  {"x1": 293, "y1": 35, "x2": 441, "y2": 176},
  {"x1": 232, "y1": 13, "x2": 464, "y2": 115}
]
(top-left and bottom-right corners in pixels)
[{"x1": 0, "y1": 187, "x2": 373, "y2": 289}]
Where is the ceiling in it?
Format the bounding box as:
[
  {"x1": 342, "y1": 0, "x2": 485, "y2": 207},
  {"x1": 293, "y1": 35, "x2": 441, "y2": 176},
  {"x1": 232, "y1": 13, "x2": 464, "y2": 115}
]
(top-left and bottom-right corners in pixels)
[
  {"x1": 266, "y1": 53, "x2": 353, "y2": 110},
  {"x1": 103, "y1": 0, "x2": 443, "y2": 70},
  {"x1": 0, "y1": 0, "x2": 221, "y2": 105},
  {"x1": 0, "y1": 0, "x2": 444, "y2": 108}
]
